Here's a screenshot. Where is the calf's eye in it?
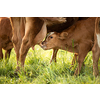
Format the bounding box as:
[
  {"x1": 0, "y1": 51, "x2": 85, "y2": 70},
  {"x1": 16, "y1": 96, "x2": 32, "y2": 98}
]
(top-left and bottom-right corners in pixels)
[{"x1": 50, "y1": 36, "x2": 53, "y2": 39}]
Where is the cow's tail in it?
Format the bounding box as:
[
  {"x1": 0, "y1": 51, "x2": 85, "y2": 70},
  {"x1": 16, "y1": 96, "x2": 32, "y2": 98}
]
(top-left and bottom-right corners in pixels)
[{"x1": 96, "y1": 17, "x2": 100, "y2": 48}]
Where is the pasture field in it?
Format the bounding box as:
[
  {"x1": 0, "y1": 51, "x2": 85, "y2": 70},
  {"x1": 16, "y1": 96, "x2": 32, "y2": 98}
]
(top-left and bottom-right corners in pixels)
[{"x1": 0, "y1": 45, "x2": 100, "y2": 84}]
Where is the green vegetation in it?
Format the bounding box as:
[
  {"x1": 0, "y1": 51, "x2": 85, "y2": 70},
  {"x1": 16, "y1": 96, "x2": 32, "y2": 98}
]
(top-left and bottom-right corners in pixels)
[{"x1": 0, "y1": 45, "x2": 100, "y2": 84}]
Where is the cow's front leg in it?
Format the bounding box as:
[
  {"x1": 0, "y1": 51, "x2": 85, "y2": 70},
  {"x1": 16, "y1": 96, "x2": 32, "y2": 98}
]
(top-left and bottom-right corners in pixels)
[
  {"x1": 10, "y1": 17, "x2": 23, "y2": 66},
  {"x1": 19, "y1": 17, "x2": 47, "y2": 66}
]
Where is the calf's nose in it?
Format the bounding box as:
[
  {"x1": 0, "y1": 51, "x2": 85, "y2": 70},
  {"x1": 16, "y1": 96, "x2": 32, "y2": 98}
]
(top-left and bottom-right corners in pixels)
[
  {"x1": 42, "y1": 41, "x2": 45, "y2": 45},
  {"x1": 39, "y1": 41, "x2": 45, "y2": 47}
]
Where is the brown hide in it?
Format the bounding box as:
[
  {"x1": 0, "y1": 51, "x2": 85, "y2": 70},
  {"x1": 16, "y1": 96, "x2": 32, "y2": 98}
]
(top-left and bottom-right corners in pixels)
[
  {"x1": 0, "y1": 17, "x2": 13, "y2": 59},
  {"x1": 41, "y1": 17, "x2": 95, "y2": 75}
]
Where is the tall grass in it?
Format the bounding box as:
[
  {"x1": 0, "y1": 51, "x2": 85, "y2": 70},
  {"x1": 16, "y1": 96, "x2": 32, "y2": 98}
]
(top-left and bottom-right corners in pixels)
[{"x1": 0, "y1": 45, "x2": 100, "y2": 84}]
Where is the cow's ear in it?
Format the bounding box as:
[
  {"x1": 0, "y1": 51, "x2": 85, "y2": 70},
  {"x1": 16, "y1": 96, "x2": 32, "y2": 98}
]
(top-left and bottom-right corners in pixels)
[{"x1": 58, "y1": 32, "x2": 68, "y2": 40}]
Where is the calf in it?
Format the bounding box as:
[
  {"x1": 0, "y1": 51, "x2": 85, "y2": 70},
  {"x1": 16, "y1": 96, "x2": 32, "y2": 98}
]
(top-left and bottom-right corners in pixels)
[
  {"x1": 92, "y1": 17, "x2": 100, "y2": 77},
  {"x1": 40, "y1": 17, "x2": 96, "y2": 75},
  {"x1": 0, "y1": 17, "x2": 13, "y2": 59}
]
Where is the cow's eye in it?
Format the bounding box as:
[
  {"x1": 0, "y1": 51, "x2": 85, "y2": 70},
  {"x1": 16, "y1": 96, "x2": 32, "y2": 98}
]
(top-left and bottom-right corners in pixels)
[{"x1": 50, "y1": 36, "x2": 53, "y2": 39}]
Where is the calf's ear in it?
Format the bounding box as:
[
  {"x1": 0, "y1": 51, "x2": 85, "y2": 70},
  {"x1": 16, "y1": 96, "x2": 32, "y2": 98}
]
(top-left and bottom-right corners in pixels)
[{"x1": 58, "y1": 32, "x2": 68, "y2": 40}]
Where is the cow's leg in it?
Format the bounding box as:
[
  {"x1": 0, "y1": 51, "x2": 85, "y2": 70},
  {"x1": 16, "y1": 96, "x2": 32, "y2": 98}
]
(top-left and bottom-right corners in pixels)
[
  {"x1": 12, "y1": 33, "x2": 21, "y2": 64},
  {"x1": 92, "y1": 17, "x2": 100, "y2": 77},
  {"x1": 10, "y1": 18, "x2": 22, "y2": 65},
  {"x1": 0, "y1": 43, "x2": 3, "y2": 59},
  {"x1": 5, "y1": 49, "x2": 12, "y2": 59},
  {"x1": 19, "y1": 17, "x2": 47, "y2": 66},
  {"x1": 74, "y1": 44, "x2": 91, "y2": 75},
  {"x1": 50, "y1": 49, "x2": 58, "y2": 63},
  {"x1": 10, "y1": 17, "x2": 25, "y2": 71},
  {"x1": 92, "y1": 40, "x2": 100, "y2": 77}
]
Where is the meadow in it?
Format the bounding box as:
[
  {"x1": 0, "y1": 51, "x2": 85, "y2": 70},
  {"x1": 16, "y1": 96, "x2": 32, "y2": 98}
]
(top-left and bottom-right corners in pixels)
[{"x1": 0, "y1": 45, "x2": 100, "y2": 84}]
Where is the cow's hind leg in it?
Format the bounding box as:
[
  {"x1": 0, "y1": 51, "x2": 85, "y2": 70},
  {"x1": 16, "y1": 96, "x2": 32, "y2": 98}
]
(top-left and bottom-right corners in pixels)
[
  {"x1": 0, "y1": 43, "x2": 3, "y2": 60},
  {"x1": 92, "y1": 40, "x2": 100, "y2": 77},
  {"x1": 5, "y1": 49, "x2": 12, "y2": 59},
  {"x1": 92, "y1": 17, "x2": 100, "y2": 77}
]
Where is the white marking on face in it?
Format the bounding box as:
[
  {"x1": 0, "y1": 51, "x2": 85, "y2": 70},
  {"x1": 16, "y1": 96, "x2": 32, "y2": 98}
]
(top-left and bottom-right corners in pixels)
[
  {"x1": 96, "y1": 34, "x2": 100, "y2": 48},
  {"x1": 45, "y1": 32, "x2": 55, "y2": 40},
  {"x1": 49, "y1": 32, "x2": 55, "y2": 35}
]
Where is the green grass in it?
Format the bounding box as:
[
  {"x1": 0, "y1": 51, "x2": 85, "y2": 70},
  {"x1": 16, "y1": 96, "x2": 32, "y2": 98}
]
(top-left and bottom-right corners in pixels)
[{"x1": 1, "y1": 45, "x2": 100, "y2": 84}]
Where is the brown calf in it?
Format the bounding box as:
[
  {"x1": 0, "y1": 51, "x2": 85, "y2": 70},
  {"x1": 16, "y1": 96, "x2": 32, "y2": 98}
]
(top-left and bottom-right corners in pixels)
[
  {"x1": 92, "y1": 17, "x2": 100, "y2": 77},
  {"x1": 0, "y1": 17, "x2": 13, "y2": 59},
  {"x1": 40, "y1": 17, "x2": 96, "y2": 75}
]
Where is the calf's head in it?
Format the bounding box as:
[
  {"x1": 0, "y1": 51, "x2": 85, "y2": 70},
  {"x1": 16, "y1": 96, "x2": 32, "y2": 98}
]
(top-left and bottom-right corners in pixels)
[{"x1": 40, "y1": 31, "x2": 68, "y2": 50}]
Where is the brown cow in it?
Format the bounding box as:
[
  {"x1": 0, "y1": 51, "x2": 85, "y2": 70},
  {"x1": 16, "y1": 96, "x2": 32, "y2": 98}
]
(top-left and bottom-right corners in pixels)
[
  {"x1": 40, "y1": 17, "x2": 96, "y2": 75},
  {"x1": 0, "y1": 17, "x2": 13, "y2": 59},
  {"x1": 92, "y1": 17, "x2": 100, "y2": 77}
]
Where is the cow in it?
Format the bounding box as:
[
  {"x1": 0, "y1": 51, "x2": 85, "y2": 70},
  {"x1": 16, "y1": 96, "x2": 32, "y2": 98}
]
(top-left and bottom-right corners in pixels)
[
  {"x1": 92, "y1": 17, "x2": 100, "y2": 77},
  {"x1": 0, "y1": 17, "x2": 13, "y2": 59},
  {"x1": 40, "y1": 17, "x2": 96, "y2": 75},
  {"x1": 9, "y1": 17, "x2": 88, "y2": 71}
]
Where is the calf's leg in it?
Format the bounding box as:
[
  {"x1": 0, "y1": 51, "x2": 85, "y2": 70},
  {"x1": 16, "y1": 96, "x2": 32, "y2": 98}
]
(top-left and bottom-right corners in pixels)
[
  {"x1": 50, "y1": 49, "x2": 58, "y2": 63},
  {"x1": 71, "y1": 54, "x2": 78, "y2": 65},
  {"x1": 74, "y1": 43, "x2": 91, "y2": 75},
  {"x1": 71, "y1": 54, "x2": 85, "y2": 69}
]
